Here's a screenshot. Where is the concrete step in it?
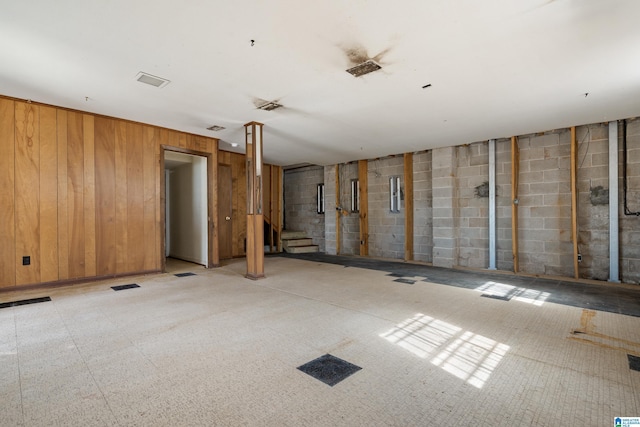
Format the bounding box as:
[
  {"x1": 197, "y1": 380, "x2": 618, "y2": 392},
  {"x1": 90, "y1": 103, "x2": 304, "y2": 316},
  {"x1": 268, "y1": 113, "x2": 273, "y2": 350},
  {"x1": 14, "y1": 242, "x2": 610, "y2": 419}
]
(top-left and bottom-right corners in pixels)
[
  {"x1": 285, "y1": 245, "x2": 319, "y2": 254},
  {"x1": 281, "y1": 230, "x2": 307, "y2": 240},
  {"x1": 283, "y1": 238, "x2": 313, "y2": 249}
]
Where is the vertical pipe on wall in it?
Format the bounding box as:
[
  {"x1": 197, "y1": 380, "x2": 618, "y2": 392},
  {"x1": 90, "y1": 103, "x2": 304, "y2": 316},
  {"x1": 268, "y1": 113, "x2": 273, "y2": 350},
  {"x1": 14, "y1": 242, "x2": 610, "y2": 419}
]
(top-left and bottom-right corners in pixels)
[
  {"x1": 511, "y1": 136, "x2": 520, "y2": 273},
  {"x1": 335, "y1": 164, "x2": 341, "y2": 255},
  {"x1": 488, "y1": 139, "x2": 497, "y2": 270},
  {"x1": 570, "y1": 126, "x2": 580, "y2": 279},
  {"x1": 358, "y1": 159, "x2": 369, "y2": 256},
  {"x1": 609, "y1": 121, "x2": 620, "y2": 282}
]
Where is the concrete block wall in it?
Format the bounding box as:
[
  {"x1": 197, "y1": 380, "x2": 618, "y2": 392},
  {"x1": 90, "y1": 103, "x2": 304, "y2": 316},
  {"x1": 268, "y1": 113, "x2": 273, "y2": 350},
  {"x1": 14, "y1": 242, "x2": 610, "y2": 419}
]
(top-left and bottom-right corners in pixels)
[
  {"x1": 432, "y1": 147, "x2": 458, "y2": 268},
  {"x1": 338, "y1": 162, "x2": 360, "y2": 255},
  {"x1": 368, "y1": 157, "x2": 405, "y2": 259},
  {"x1": 301, "y1": 117, "x2": 640, "y2": 285},
  {"x1": 455, "y1": 143, "x2": 489, "y2": 268},
  {"x1": 496, "y1": 138, "x2": 514, "y2": 271},
  {"x1": 413, "y1": 151, "x2": 433, "y2": 262},
  {"x1": 621, "y1": 119, "x2": 640, "y2": 283},
  {"x1": 324, "y1": 166, "x2": 337, "y2": 255},
  {"x1": 576, "y1": 124, "x2": 610, "y2": 280},
  {"x1": 283, "y1": 166, "x2": 325, "y2": 251},
  {"x1": 516, "y1": 131, "x2": 574, "y2": 277}
]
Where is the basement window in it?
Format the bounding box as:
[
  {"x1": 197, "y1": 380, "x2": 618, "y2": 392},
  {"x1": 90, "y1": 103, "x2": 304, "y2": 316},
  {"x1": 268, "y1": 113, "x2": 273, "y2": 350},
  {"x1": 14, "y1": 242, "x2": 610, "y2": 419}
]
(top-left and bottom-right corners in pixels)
[
  {"x1": 351, "y1": 179, "x2": 360, "y2": 213},
  {"x1": 390, "y1": 176, "x2": 401, "y2": 213},
  {"x1": 317, "y1": 184, "x2": 325, "y2": 214}
]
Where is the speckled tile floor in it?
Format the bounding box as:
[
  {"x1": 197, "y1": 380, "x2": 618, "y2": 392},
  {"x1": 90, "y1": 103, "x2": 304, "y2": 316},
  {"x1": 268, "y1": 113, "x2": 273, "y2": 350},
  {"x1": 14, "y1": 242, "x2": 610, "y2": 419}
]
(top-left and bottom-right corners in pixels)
[{"x1": 1, "y1": 257, "x2": 639, "y2": 426}]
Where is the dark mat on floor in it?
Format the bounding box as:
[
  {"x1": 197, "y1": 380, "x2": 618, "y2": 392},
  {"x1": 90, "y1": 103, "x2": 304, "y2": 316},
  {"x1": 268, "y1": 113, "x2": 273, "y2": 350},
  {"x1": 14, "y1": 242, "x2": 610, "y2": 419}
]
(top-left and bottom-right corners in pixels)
[{"x1": 280, "y1": 252, "x2": 640, "y2": 317}]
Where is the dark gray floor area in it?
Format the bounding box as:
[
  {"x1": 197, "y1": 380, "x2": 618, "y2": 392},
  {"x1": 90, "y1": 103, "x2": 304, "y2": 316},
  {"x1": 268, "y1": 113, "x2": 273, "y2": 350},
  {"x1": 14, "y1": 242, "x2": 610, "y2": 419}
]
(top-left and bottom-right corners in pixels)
[{"x1": 279, "y1": 253, "x2": 640, "y2": 317}]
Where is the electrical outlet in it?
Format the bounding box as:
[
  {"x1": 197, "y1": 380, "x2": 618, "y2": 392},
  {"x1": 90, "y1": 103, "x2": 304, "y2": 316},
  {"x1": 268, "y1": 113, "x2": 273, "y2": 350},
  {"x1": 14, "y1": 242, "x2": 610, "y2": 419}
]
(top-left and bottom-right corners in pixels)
[
  {"x1": 577, "y1": 254, "x2": 582, "y2": 263},
  {"x1": 22, "y1": 256, "x2": 30, "y2": 266}
]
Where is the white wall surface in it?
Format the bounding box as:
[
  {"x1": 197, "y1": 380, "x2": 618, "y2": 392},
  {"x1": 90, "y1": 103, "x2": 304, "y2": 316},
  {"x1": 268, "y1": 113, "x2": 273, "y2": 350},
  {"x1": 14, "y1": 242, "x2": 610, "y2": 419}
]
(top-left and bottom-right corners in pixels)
[{"x1": 167, "y1": 155, "x2": 207, "y2": 265}]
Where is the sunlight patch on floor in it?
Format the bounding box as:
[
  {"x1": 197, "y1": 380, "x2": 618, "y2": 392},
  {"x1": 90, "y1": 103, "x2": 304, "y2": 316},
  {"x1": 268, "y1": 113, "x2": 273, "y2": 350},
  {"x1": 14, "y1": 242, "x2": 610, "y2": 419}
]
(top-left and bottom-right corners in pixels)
[
  {"x1": 476, "y1": 281, "x2": 550, "y2": 306},
  {"x1": 381, "y1": 313, "x2": 509, "y2": 388}
]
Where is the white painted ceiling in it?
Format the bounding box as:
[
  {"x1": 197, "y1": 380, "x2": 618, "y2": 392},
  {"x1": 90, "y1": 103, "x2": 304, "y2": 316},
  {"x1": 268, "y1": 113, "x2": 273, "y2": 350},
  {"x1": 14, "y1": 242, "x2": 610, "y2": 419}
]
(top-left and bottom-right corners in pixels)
[{"x1": 2, "y1": 0, "x2": 639, "y2": 166}]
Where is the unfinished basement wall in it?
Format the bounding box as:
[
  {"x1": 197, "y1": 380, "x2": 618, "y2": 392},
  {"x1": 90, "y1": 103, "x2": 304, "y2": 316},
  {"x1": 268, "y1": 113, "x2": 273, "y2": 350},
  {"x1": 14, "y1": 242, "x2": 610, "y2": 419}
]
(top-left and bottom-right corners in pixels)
[
  {"x1": 456, "y1": 143, "x2": 489, "y2": 268},
  {"x1": 620, "y1": 118, "x2": 640, "y2": 284},
  {"x1": 368, "y1": 157, "x2": 405, "y2": 259},
  {"x1": 324, "y1": 166, "x2": 337, "y2": 255},
  {"x1": 413, "y1": 151, "x2": 433, "y2": 262},
  {"x1": 287, "y1": 118, "x2": 640, "y2": 285},
  {"x1": 576, "y1": 124, "x2": 610, "y2": 281},
  {"x1": 338, "y1": 162, "x2": 360, "y2": 255},
  {"x1": 283, "y1": 165, "x2": 325, "y2": 251},
  {"x1": 496, "y1": 138, "x2": 514, "y2": 271},
  {"x1": 516, "y1": 131, "x2": 574, "y2": 277}
]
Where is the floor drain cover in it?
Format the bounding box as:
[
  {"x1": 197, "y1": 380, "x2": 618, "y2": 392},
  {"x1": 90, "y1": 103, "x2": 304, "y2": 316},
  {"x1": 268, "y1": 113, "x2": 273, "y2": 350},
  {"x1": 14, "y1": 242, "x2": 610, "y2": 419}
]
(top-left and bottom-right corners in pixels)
[
  {"x1": 111, "y1": 284, "x2": 140, "y2": 291},
  {"x1": 297, "y1": 354, "x2": 362, "y2": 386},
  {"x1": 628, "y1": 354, "x2": 640, "y2": 372},
  {"x1": 0, "y1": 297, "x2": 52, "y2": 309},
  {"x1": 175, "y1": 272, "x2": 196, "y2": 277}
]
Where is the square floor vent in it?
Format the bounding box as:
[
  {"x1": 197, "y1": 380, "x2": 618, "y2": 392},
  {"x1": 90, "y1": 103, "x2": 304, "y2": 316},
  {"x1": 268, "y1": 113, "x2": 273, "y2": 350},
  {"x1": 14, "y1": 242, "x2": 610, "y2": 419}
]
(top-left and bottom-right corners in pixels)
[{"x1": 135, "y1": 72, "x2": 170, "y2": 88}]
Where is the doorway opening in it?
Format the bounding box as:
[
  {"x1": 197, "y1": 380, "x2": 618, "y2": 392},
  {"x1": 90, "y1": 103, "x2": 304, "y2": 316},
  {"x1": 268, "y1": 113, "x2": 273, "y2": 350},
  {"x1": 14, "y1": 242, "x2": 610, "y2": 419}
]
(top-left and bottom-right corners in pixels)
[{"x1": 164, "y1": 151, "x2": 208, "y2": 270}]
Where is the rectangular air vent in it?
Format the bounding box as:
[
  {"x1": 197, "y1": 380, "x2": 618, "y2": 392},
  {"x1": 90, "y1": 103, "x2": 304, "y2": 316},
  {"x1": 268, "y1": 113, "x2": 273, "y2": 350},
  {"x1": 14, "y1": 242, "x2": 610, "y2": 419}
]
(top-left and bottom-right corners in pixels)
[
  {"x1": 135, "y1": 72, "x2": 170, "y2": 88},
  {"x1": 257, "y1": 101, "x2": 282, "y2": 111},
  {"x1": 207, "y1": 125, "x2": 226, "y2": 131},
  {"x1": 346, "y1": 60, "x2": 381, "y2": 77}
]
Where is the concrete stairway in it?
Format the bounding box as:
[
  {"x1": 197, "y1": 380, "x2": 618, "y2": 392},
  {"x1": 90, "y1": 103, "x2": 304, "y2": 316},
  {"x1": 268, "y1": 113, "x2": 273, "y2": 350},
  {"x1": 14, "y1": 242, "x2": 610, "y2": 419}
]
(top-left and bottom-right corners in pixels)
[{"x1": 282, "y1": 230, "x2": 319, "y2": 254}]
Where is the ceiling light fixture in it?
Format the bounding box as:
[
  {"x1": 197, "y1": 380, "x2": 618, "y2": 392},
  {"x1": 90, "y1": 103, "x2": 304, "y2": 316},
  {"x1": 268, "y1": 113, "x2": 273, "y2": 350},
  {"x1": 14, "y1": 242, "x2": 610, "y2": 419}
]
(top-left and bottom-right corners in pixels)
[
  {"x1": 346, "y1": 60, "x2": 381, "y2": 77},
  {"x1": 135, "y1": 71, "x2": 170, "y2": 88},
  {"x1": 231, "y1": 142, "x2": 239, "y2": 148},
  {"x1": 257, "y1": 101, "x2": 282, "y2": 111},
  {"x1": 207, "y1": 125, "x2": 226, "y2": 131}
]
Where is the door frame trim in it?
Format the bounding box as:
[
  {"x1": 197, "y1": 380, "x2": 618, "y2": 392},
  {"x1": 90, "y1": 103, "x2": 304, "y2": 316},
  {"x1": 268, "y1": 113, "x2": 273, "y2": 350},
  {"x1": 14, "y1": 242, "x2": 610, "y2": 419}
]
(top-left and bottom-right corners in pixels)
[{"x1": 160, "y1": 145, "x2": 218, "y2": 271}]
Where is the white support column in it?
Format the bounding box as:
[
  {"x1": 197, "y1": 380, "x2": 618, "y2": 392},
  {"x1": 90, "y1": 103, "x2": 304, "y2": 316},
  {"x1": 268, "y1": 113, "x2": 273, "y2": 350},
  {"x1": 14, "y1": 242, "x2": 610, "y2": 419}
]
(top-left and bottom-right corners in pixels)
[
  {"x1": 488, "y1": 139, "x2": 497, "y2": 270},
  {"x1": 609, "y1": 121, "x2": 620, "y2": 282}
]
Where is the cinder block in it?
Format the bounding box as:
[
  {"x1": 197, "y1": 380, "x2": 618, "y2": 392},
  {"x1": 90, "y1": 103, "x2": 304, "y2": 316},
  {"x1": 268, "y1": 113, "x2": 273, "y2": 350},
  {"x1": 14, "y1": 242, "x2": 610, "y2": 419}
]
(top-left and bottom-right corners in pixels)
[
  {"x1": 543, "y1": 193, "x2": 571, "y2": 207},
  {"x1": 433, "y1": 237, "x2": 457, "y2": 249},
  {"x1": 530, "y1": 133, "x2": 560, "y2": 147},
  {"x1": 529, "y1": 158, "x2": 559, "y2": 172}
]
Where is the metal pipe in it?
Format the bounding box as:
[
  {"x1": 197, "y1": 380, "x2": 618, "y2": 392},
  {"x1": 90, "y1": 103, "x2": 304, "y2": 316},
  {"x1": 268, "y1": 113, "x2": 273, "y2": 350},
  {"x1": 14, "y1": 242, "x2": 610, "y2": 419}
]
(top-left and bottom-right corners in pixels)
[
  {"x1": 609, "y1": 121, "x2": 620, "y2": 282},
  {"x1": 488, "y1": 139, "x2": 497, "y2": 270},
  {"x1": 622, "y1": 120, "x2": 640, "y2": 216}
]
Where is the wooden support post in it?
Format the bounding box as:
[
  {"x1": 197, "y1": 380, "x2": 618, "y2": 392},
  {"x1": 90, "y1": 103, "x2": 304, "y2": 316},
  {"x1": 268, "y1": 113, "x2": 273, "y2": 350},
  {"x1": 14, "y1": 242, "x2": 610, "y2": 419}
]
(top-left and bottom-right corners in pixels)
[
  {"x1": 511, "y1": 136, "x2": 520, "y2": 273},
  {"x1": 335, "y1": 164, "x2": 341, "y2": 255},
  {"x1": 571, "y1": 126, "x2": 580, "y2": 279},
  {"x1": 358, "y1": 159, "x2": 369, "y2": 256},
  {"x1": 244, "y1": 121, "x2": 264, "y2": 280},
  {"x1": 404, "y1": 153, "x2": 414, "y2": 261}
]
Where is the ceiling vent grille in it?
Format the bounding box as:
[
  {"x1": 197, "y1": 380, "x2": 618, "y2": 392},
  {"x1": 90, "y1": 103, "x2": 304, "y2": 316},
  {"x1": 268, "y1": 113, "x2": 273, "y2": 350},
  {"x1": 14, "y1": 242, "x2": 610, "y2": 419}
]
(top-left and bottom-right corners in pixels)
[
  {"x1": 207, "y1": 125, "x2": 226, "y2": 131},
  {"x1": 346, "y1": 60, "x2": 381, "y2": 77},
  {"x1": 135, "y1": 72, "x2": 170, "y2": 88},
  {"x1": 257, "y1": 101, "x2": 282, "y2": 111}
]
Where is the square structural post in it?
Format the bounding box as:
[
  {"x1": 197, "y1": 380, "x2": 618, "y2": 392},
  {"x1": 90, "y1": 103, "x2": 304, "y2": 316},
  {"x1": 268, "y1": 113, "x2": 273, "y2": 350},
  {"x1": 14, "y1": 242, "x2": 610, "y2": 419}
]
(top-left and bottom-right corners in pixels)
[{"x1": 245, "y1": 121, "x2": 265, "y2": 280}]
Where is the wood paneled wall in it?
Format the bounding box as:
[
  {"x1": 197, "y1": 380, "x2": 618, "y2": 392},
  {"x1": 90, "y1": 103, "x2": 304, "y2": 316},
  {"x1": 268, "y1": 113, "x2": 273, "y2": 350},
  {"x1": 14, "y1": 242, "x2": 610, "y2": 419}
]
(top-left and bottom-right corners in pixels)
[
  {"x1": 0, "y1": 97, "x2": 218, "y2": 288},
  {"x1": 218, "y1": 151, "x2": 282, "y2": 258}
]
